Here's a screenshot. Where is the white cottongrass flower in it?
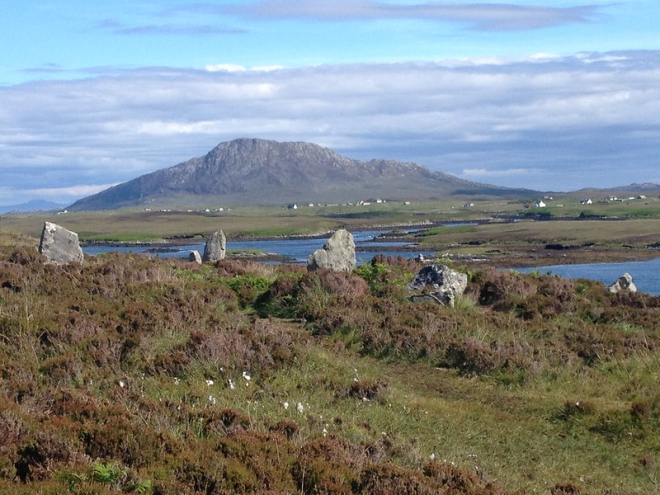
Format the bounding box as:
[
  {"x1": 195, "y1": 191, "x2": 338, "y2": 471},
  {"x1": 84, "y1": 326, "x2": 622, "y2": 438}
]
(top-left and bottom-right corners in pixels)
[
  {"x1": 296, "y1": 402, "x2": 304, "y2": 414},
  {"x1": 118, "y1": 380, "x2": 126, "y2": 388},
  {"x1": 429, "y1": 453, "x2": 435, "y2": 461},
  {"x1": 174, "y1": 378, "x2": 180, "y2": 385},
  {"x1": 208, "y1": 395, "x2": 217, "y2": 405},
  {"x1": 228, "y1": 379, "x2": 236, "y2": 390},
  {"x1": 283, "y1": 401, "x2": 289, "y2": 410},
  {"x1": 323, "y1": 427, "x2": 328, "y2": 437},
  {"x1": 242, "y1": 371, "x2": 251, "y2": 381},
  {"x1": 205, "y1": 379, "x2": 214, "y2": 386}
]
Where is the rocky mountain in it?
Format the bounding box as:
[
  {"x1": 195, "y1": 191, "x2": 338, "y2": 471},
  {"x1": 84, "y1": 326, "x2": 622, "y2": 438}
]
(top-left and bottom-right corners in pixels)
[{"x1": 68, "y1": 138, "x2": 536, "y2": 210}]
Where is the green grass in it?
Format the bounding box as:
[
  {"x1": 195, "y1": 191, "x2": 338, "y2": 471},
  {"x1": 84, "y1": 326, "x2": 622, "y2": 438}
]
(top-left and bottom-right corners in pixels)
[
  {"x1": 410, "y1": 218, "x2": 660, "y2": 250},
  {"x1": 81, "y1": 232, "x2": 166, "y2": 243},
  {"x1": 416, "y1": 225, "x2": 478, "y2": 237}
]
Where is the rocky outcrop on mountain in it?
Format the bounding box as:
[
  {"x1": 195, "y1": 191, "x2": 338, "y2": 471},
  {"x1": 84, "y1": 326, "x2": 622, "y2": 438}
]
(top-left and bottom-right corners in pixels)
[
  {"x1": 38, "y1": 222, "x2": 84, "y2": 265},
  {"x1": 408, "y1": 264, "x2": 467, "y2": 307},
  {"x1": 203, "y1": 231, "x2": 226, "y2": 263},
  {"x1": 608, "y1": 273, "x2": 637, "y2": 293},
  {"x1": 67, "y1": 138, "x2": 536, "y2": 210},
  {"x1": 307, "y1": 229, "x2": 356, "y2": 272}
]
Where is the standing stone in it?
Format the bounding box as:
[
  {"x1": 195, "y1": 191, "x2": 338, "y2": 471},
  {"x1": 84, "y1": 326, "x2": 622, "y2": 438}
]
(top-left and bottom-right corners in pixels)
[
  {"x1": 408, "y1": 264, "x2": 468, "y2": 307},
  {"x1": 38, "y1": 222, "x2": 84, "y2": 265},
  {"x1": 202, "y1": 231, "x2": 226, "y2": 262},
  {"x1": 307, "y1": 229, "x2": 356, "y2": 272},
  {"x1": 608, "y1": 273, "x2": 637, "y2": 293},
  {"x1": 189, "y1": 250, "x2": 202, "y2": 264}
]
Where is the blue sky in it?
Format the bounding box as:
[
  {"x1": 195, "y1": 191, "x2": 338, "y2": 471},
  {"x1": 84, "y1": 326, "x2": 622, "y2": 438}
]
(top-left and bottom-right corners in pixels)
[{"x1": 1, "y1": 1, "x2": 660, "y2": 206}]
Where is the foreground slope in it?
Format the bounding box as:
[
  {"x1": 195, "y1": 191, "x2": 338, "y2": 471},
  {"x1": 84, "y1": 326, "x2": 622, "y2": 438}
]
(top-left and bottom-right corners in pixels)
[
  {"x1": 1, "y1": 236, "x2": 660, "y2": 493},
  {"x1": 68, "y1": 138, "x2": 535, "y2": 210}
]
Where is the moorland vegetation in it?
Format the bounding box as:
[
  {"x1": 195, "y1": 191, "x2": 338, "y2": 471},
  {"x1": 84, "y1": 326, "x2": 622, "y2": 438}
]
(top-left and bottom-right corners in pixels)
[{"x1": 1, "y1": 227, "x2": 660, "y2": 494}]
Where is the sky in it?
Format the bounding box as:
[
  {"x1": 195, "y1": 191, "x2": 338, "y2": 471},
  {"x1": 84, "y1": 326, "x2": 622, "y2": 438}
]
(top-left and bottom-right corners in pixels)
[{"x1": 1, "y1": 0, "x2": 660, "y2": 206}]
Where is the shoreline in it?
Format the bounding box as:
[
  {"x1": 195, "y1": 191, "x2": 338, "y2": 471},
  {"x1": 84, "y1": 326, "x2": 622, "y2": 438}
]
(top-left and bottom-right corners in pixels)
[{"x1": 79, "y1": 218, "x2": 660, "y2": 270}]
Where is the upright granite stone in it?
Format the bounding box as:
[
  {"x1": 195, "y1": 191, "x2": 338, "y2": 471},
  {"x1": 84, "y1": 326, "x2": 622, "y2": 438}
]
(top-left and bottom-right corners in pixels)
[
  {"x1": 408, "y1": 263, "x2": 467, "y2": 307},
  {"x1": 202, "y1": 231, "x2": 226, "y2": 262},
  {"x1": 189, "y1": 250, "x2": 202, "y2": 264},
  {"x1": 608, "y1": 273, "x2": 637, "y2": 293},
  {"x1": 307, "y1": 229, "x2": 356, "y2": 272},
  {"x1": 38, "y1": 222, "x2": 84, "y2": 265}
]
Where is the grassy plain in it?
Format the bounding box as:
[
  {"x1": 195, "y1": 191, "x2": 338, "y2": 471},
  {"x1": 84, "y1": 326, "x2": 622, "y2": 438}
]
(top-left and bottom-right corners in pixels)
[
  {"x1": 2, "y1": 196, "x2": 659, "y2": 244},
  {"x1": 406, "y1": 217, "x2": 660, "y2": 267},
  {"x1": 0, "y1": 201, "x2": 481, "y2": 242}
]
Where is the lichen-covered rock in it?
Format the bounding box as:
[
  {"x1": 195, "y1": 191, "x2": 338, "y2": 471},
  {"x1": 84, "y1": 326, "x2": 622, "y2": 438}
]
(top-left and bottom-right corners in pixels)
[
  {"x1": 408, "y1": 264, "x2": 467, "y2": 307},
  {"x1": 38, "y1": 222, "x2": 84, "y2": 265},
  {"x1": 189, "y1": 250, "x2": 202, "y2": 264},
  {"x1": 202, "y1": 231, "x2": 226, "y2": 262},
  {"x1": 307, "y1": 229, "x2": 356, "y2": 272},
  {"x1": 608, "y1": 273, "x2": 637, "y2": 293}
]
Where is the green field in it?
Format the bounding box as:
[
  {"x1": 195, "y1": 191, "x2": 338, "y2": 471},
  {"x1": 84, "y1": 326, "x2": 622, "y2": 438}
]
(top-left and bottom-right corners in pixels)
[{"x1": 3, "y1": 198, "x2": 660, "y2": 247}]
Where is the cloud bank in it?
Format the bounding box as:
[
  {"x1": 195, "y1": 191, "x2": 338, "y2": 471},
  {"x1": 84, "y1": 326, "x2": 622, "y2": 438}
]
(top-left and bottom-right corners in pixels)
[
  {"x1": 1, "y1": 51, "x2": 659, "y2": 205},
  {"x1": 184, "y1": 0, "x2": 601, "y2": 31},
  {"x1": 97, "y1": 18, "x2": 246, "y2": 36}
]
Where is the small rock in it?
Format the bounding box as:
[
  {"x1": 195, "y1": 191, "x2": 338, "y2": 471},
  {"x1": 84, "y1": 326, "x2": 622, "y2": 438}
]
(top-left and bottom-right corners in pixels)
[
  {"x1": 608, "y1": 273, "x2": 637, "y2": 293},
  {"x1": 189, "y1": 250, "x2": 202, "y2": 264}
]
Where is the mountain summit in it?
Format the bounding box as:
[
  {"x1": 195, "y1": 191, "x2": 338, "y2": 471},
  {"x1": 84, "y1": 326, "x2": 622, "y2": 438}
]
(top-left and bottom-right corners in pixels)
[{"x1": 68, "y1": 138, "x2": 533, "y2": 210}]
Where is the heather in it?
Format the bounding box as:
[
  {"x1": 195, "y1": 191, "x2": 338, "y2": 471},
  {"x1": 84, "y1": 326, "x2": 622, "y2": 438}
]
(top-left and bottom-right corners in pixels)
[{"x1": 1, "y1": 237, "x2": 660, "y2": 493}]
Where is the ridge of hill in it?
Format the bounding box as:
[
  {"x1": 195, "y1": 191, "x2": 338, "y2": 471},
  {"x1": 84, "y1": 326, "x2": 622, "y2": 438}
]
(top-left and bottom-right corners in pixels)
[{"x1": 68, "y1": 138, "x2": 536, "y2": 210}]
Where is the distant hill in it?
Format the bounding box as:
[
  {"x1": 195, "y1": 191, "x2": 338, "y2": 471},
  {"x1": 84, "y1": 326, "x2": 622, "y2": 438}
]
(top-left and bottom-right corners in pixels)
[
  {"x1": 609, "y1": 183, "x2": 660, "y2": 192},
  {"x1": 0, "y1": 200, "x2": 65, "y2": 214},
  {"x1": 568, "y1": 182, "x2": 660, "y2": 199},
  {"x1": 68, "y1": 138, "x2": 537, "y2": 211}
]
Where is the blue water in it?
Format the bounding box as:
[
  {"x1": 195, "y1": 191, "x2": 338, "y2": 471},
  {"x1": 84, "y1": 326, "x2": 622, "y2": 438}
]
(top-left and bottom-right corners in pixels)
[
  {"x1": 83, "y1": 229, "x2": 433, "y2": 265},
  {"x1": 518, "y1": 258, "x2": 660, "y2": 296},
  {"x1": 83, "y1": 227, "x2": 660, "y2": 294}
]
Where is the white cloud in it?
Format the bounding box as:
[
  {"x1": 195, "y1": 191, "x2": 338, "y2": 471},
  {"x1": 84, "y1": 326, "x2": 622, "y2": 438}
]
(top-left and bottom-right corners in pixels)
[
  {"x1": 26, "y1": 184, "x2": 120, "y2": 199},
  {"x1": 205, "y1": 64, "x2": 285, "y2": 72},
  {"x1": 529, "y1": 53, "x2": 561, "y2": 61},
  {"x1": 462, "y1": 168, "x2": 541, "y2": 178},
  {"x1": 205, "y1": 64, "x2": 248, "y2": 72}
]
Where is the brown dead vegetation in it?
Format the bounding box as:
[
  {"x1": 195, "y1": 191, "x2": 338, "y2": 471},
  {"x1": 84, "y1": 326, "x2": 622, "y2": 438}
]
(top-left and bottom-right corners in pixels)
[{"x1": 1, "y1": 243, "x2": 659, "y2": 492}]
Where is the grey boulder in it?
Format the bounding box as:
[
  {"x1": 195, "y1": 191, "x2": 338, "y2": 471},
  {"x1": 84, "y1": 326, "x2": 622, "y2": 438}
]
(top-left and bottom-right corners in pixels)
[
  {"x1": 189, "y1": 250, "x2": 202, "y2": 264},
  {"x1": 307, "y1": 229, "x2": 356, "y2": 272},
  {"x1": 408, "y1": 264, "x2": 467, "y2": 307},
  {"x1": 202, "y1": 231, "x2": 226, "y2": 262},
  {"x1": 608, "y1": 273, "x2": 637, "y2": 293},
  {"x1": 38, "y1": 222, "x2": 84, "y2": 265}
]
